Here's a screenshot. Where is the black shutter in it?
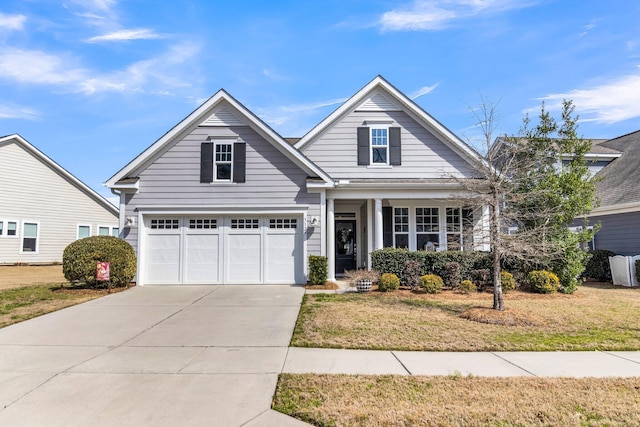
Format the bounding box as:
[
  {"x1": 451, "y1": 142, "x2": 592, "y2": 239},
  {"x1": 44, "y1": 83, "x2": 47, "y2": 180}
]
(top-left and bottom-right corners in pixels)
[
  {"x1": 389, "y1": 127, "x2": 401, "y2": 165},
  {"x1": 357, "y1": 127, "x2": 370, "y2": 165},
  {"x1": 233, "y1": 142, "x2": 246, "y2": 183},
  {"x1": 382, "y1": 206, "x2": 393, "y2": 248},
  {"x1": 200, "y1": 142, "x2": 213, "y2": 183}
]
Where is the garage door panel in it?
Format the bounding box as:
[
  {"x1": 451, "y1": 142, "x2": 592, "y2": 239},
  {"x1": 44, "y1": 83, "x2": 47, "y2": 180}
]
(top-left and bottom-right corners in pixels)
[
  {"x1": 184, "y1": 234, "x2": 220, "y2": 284},
  {"x1": 146, "y1": 234, "x2": 181, "y2": 284},
  {"x1": 265, "y1": 233, "x2": 298, "y2": 282},
  {"x1": 227, "y1": 233, "x2": 261, "y2": 283}
]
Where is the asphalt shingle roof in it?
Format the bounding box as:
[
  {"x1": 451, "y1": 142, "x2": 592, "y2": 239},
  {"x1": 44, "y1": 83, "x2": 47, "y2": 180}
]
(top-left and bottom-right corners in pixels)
[{"x1": 595, "y1": 130, "x2": 640, "y2": 207}]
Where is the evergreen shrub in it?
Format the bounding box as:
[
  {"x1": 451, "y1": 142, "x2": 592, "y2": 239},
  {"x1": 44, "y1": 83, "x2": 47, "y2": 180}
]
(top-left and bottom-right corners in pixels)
[
  {"x1": 308, "y1": 255, "x2": 328, "y2": 285},
  {"x1": 378, "y1": 273, "x2": 400, "y2": 292},
  {"x1": 419, "y1": 274, "x2": 443, "y2": 294},
  {"x1": 63, "y1": 236, "x2": 136, "y2": 287}
]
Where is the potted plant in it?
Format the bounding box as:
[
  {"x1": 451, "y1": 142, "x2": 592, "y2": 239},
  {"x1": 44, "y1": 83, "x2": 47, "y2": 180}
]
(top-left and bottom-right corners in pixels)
[{"x1": 344, "y1": 269, "x2": 380, "y2": 292}]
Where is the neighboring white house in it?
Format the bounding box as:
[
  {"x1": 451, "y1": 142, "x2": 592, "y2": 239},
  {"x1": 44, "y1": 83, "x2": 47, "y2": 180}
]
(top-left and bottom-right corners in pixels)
[
  {"x1": 0, "y1": 134, "x2": 119, "y2": 264},
  {"x1": 106, "y1": 76, "x2": 490, "y2": 285}
]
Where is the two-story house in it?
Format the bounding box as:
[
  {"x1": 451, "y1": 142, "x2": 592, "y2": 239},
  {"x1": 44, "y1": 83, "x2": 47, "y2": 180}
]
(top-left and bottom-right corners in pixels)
[{"x1": 106, "y1": 76, "x2": 489, "y2": 285}]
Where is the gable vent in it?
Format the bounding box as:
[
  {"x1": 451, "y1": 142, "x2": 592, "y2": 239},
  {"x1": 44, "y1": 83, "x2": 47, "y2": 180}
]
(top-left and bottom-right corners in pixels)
[
  {"x1": 202, "y1": 107, "x2": 247, "y2": 126},
  {"x1": 356, "y1": 92, "x2": 401, "y2": 112}
]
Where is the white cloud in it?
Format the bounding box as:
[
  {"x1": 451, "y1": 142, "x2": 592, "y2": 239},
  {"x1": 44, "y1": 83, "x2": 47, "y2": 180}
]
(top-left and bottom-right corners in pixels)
[
  {"x1": 85, "y1": 28, "x2": 164, "y2": 42},
  {"x1": 410, "y1": 83, "x2": 439, "y2": 99},
  {"x1": 0, "y1": 43, "x2": 200, "y2": 96},
  {"x1": 379, "y1": 0, "x2": 538, "y2": 31},
  {"x1": 0, "y1": 48, "x2": 86, "y2": 85},
  {"x1": 538, "y1": 68, "x2": 640, "y2": 124},
  {"x1": 0, "y1": 12, "x2": 26, "y2": 30},
  {"x1": 0, "y1": 103, "x2": 39, "y2": 120}
]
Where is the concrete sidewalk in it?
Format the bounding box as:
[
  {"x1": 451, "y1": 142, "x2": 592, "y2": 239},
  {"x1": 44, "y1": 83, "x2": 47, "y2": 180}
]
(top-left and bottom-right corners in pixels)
[{"x1": 283, "y1": 348, "x2": 640, "y2": 377}]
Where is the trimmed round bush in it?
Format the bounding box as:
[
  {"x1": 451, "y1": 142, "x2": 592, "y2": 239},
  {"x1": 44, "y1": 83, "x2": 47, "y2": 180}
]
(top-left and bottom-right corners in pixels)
[
  {"x1": 63, "y1": 236, "x2": 136, "y2": 287},
  {"x1": 500, "y1": 271, "x2": 516, "y2": 292},
  {"x1": 527, "y1": 270, "x2": 560, "y2": 294},
  {"x1": 459, "y1": 279, "x2": 477, "y2": 294},
  {"x1": 419, "y1": 274, "x2": 443, "y2": 294},
  {"x1": 378, "y1": 273, "x2": 400, "y2": 292}
]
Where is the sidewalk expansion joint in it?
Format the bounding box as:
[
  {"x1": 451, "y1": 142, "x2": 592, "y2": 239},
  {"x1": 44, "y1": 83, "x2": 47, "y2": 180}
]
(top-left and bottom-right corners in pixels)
[
  {"x1": 390, "y1": 351, "x2": 413, "y2": 375},
  {"x1": 491, "y1": 352, "x2": 537, "y2": 377}
]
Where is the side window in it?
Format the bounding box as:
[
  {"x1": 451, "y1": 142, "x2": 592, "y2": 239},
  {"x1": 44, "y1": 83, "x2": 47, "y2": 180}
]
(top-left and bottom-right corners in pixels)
[
  {"x1": 21, "y1": 222, "x2": 38, "y2": 253},
  {"x1": 78, "y1": 225, "x2": 91, "y2": 239},
  {"x1": 98, "y1": 226, "x2": 110, "y2": 236},
  {"x1": 7, "y1": 221, "x2": 17, "y2": 237},
  {"x1": 0, "y1": 220, "x2": 3, "y2": 236},
  {"x1": 111, "y1": 227, "x2": 120, "y2": 237}
]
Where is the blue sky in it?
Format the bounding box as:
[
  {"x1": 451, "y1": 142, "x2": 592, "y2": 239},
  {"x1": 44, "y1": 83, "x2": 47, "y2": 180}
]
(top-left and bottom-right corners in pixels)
[{"x1": 1, "y1": 0, "x2": 640, "y2": 201}]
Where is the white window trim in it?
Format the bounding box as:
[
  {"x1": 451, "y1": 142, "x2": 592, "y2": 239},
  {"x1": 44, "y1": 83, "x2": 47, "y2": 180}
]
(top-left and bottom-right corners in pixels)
[
  {"x1": 3, "y1": 219, "x2": 19, "y2": 238},
  {"x1": 97, "y1": 225, "x2": 111, "y2": 236},
  {"x1": 111, "y1": 227, "x2": 120, "y2": 237},
  {"x1": 370, "y1": 126, "x2": 390, "y2": 166},
  {"x1": 77, "y1": 224, "x2": 92, "y2": 239},
  {"x1": 214, "y1": 142, "x2": 233, "y2": 182},
  {"x1": 416, "y1": 206, "x2": 440, "y2": 251},
  {"x1": 393, "y1": 206, "x2": 409, "y2": 248},
  {"x1": 445, "y1": 207, "x2": 463, "y2": 251},
  {"x1": 19, "y1": 220, "x2": 40, "y2": 254}
]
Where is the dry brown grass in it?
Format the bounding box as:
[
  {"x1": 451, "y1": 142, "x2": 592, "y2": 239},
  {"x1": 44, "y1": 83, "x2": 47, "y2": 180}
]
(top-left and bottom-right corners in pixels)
[
  {"x1": 274, "y1": 374, "x2": 640, "y2": 427},
  {"x1": 0, "y1": 265, "x2": 66, "y2": 290},
  {"x1": 292, "y1": 283, "x2": 640, "y2": 351},
  {"x1": 305, "y1": 282, "x2": 340, "y2": 290},
  {"x1": 0, "y1": 284, "x2": 129, "y2": 328}
]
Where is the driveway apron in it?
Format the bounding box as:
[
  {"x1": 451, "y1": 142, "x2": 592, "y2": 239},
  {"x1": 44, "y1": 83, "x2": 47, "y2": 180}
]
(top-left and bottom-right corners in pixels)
[{"x1": 0, "y1": 285, "x2": 306, "y2": 426}]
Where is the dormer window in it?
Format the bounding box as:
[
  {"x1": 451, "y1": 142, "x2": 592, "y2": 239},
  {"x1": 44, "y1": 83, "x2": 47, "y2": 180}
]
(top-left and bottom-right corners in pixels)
[
  {"x1": 357, "y1": 126, "x2": 401, "y2": 166},
  {"x1": 371, "y1": 128, "x2": 388, "y2": 165},
  {"x1": 215, "y1": 143, "x2": 232, "y2": 181}
]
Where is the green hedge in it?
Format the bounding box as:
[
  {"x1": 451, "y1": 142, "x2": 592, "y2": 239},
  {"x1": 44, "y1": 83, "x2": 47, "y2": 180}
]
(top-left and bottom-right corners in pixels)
[
  {"x1": 63, "y1": 236, "x2": 136, "y2": 287},
  {"x1": 308, "y1": 255, "x2": 328, "y2": 285},
  {"x1": 371, "y1": 248, "x2": 492, "y2": 281}
]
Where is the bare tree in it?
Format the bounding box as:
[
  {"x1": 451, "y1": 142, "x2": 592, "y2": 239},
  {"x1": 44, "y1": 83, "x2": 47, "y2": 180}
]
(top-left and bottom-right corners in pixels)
[{"x1": 455, "y1": 98, "x2": 596, "y2": 310}]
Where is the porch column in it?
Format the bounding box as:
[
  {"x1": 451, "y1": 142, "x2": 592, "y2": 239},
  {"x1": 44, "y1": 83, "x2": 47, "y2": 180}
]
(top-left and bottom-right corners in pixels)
[
  {"x1": 374, "y1": 198, "x2": 383, "y2": 250},
  {"x1": 327, "y1": 198, "x2": 336, "y2": 281}
]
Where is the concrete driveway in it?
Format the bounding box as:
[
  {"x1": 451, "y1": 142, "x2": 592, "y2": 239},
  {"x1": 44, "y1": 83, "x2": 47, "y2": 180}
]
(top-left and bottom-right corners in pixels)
[{"x1": 0, "y1": 285, "x2": 308, "y2": 427}]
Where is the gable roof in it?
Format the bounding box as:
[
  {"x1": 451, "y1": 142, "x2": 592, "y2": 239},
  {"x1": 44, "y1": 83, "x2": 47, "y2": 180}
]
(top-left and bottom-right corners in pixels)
[
  {"x1": 594, "y1": 131, "x2": 640, "y2": 208},
  {"x1": 105, "y1": 90, "x2": 333, "y2": 188},
  {"x1": 294, "y1": 75, "x2": 487, "y2": 170},
  {"x1": 0, "y1": 134, "x2": 118, "y2": 216}
]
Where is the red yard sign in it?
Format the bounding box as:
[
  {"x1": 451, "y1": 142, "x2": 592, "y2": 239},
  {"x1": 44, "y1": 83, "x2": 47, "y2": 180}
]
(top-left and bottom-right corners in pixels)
[{"x1": 96, "y1": 262, "x2": 110, "y2": 281}]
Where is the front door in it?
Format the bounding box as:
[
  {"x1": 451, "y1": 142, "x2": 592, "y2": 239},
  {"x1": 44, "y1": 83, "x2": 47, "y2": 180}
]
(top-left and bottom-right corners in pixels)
[{"x1": 335, "y1": 220, "x2": 356, "y2": 275}]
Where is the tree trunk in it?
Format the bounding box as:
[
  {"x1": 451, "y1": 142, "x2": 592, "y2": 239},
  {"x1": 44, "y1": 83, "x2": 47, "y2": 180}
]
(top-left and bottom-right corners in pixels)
[{"x1": 491, "y1": 196, "x2": 505, "y2": 311}]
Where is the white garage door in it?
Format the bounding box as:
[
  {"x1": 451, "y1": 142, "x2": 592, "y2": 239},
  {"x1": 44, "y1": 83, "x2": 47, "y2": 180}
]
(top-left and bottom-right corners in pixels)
[{"x1": 144, "y1": 215, "x2": 302, "y2": 285}]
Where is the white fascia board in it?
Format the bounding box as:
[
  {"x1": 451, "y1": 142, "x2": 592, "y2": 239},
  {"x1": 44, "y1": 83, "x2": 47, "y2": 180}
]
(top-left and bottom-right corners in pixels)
[
  {"x1": 561, "y1": 153, "x2": 622, "y2": 160},
  {"x1": 136, "y1": 205, "x2": 310, "y2": 215},
  {"x1": 294, "y1": 76, "x2": 489, "y2": 172},
  {"x1": 1, "y1": 134, "x2": 119, "y2": 216},
  {"x1": 581, "y1": 202, "x2": 640, "y2": 217},
  {"x1": 106, "y1": 90, "x2": 333, "y2": 187},
  {"x1": 326, "y1": 187, "x2": 480, "y2": 200}
]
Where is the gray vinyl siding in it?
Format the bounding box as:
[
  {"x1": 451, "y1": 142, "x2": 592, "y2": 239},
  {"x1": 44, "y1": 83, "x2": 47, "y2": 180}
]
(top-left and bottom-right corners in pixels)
[
  {"x1": 123, "y1": 124, "x2": 322, "y2": 257},
  {"x1": 301, "y1": 110, "x2": 479, "y2": 179},
  {"x1": 588, "y1": 212, "x2": 640, "y2": 256},
  {"x1": 0, "y1": 141, "x2": 118, "y2": 264}
]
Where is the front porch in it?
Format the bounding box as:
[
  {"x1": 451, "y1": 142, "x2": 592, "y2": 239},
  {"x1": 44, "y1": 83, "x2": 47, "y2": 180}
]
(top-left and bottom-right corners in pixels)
[{"x1": 324, "y1": 192, "x2": 489, "y2": 281}]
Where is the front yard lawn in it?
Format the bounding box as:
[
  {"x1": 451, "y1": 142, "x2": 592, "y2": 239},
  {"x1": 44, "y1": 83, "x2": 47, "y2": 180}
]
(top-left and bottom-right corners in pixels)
[
  {"x1": 292, "y1": 283, "x2": 640, "y2": 351},
  {"x1": 0, "y1": 284, "x2": 127, "y2": 328},
  {"x1": 273, "y1": 374, "x2": 640, "y2": 426}
]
